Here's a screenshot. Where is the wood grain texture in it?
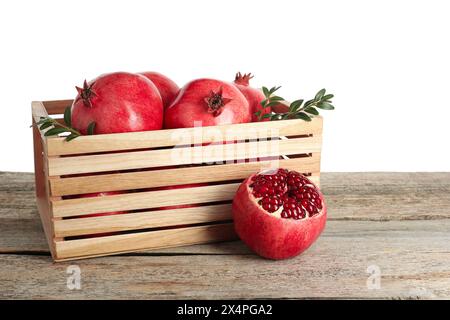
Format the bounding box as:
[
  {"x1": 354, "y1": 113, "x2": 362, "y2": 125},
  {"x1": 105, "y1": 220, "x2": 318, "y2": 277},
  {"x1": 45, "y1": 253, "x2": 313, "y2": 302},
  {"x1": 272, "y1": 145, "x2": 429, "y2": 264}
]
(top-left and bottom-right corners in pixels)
[
  {"x1": 54, "y1": 204, "x2": 233, "y2": 237},
  {"x1": 47, "y1": 136, "x2": 322, "y2": 176},
  {"x1": 52, "y1": 183, "x2": 240, "y2": 217},
  {"x1": 45, "y1": 116, "x2": 322, "y2": 156},
  {"x1": 32, "y1": 120, "x2": 57, "y2": 260},
  {"x1": 49, "y1": 155, "x2": 320, "y2": 196},
  {"x1": 55, "y1": 223, "x2": 237, "y2": 261},
  {"x1": 1, "y1": 220, "x2": 449, "y2": 299},
  {"x1": 42, "y1": 99, "x2": 73, "y2": 115},
  {"x1": 3, "y1": 172, "x2": 448, "y2": 221},
  {"x1": 1, "y1": 172, "x2": 449, "y2": 299}
]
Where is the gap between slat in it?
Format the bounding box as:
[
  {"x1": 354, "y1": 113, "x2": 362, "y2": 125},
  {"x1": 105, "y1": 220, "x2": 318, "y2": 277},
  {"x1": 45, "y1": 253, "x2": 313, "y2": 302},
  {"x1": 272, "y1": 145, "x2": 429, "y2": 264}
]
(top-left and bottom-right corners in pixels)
[
  {"x1": 54, "y1": 223, "x2": 237, "y2": 260},
  {"x1": 54, "y1": 203, "x2": 233, "y2": 237},
  {"x1": 46, "y1": 117, "x2": 323, "y2": 156},
  {"x1": 52, "y1": 183, "x2": 240, "y2": 217},
  {"x1": 49, "y1": 155, "x2": 320, "y2": 196},
  {"x1": 48, "y1": 136, "x2": 322, "y2": 176}
]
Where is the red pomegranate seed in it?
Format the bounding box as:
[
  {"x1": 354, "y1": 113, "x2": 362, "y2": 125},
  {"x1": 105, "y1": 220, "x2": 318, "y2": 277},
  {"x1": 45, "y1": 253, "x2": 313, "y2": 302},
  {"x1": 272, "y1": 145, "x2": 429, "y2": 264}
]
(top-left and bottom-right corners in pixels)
[{"x1": 250, "y1": 169, "x2": 324, "y2": 220}]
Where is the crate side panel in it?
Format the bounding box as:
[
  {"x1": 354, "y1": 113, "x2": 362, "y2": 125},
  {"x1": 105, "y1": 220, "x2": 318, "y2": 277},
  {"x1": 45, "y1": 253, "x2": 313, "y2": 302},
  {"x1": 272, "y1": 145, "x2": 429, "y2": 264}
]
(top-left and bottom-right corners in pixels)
[
  {"x1": 46, "y1": 117, "x2": 323, "y2": 156},
  {"x1": 52, "y1": 183, "x2": 240, "y2": 217},
  {"x1": 43, "y1": 100, "x2": 73, "y2": 115},
  {"x1": 48, "y1": 136, "x2": 322, "y2": 176},
  {"x1": 54, "y1": 203, "x2": 233, "y2": 237},
  {"x1": 49, "y1": 155, "x2": 321, "y2": 196},
  {"x1": 32, "y1": 121, "x2": 57, "y2": 259},
  {"x1": 55, "y1": 223, "x2": 237, "y2": 260}
]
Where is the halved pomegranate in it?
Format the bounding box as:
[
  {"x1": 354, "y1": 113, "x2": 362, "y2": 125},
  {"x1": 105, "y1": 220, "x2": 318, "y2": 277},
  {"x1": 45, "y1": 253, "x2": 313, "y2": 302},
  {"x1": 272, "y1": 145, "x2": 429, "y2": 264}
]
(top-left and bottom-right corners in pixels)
[{"x1": 232, "y1": 168, "x2": 326, "y2": 259}]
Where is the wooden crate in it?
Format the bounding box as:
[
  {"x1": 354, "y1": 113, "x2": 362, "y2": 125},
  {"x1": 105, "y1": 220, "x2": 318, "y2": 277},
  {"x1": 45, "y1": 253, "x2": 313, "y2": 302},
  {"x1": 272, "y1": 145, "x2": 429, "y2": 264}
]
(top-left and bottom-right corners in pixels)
[{"x1": 32, "y1": 100, "x2": 323, "y2": 261}]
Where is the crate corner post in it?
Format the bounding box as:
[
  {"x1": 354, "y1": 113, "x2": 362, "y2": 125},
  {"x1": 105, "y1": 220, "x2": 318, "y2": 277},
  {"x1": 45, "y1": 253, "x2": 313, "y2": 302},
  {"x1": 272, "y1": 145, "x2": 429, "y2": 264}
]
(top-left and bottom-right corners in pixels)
[{"x1": 32, "y1": 101, "x2": 58, "y2": 260}]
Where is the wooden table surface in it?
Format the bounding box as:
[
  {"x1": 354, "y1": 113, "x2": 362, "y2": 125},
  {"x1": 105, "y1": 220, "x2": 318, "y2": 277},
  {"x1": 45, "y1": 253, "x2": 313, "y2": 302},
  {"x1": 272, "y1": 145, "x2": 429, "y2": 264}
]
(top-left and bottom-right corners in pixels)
[{"x1": 1, "y1": 171, "x2": 449, "y2": 299}]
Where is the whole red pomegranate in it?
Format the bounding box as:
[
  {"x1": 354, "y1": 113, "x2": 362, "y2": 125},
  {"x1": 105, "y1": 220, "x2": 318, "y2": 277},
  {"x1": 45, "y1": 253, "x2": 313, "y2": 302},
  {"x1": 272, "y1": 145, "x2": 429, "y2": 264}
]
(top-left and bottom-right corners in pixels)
[
  {"x1": 164, "y1": 78, "x2": 251, "y2": 129},
  {"x1": 233, "y1": 72, "x2": 270, "y2": 122},
  {"x1": 140, "y1": 71, "x2": 179, "y2": 109},
  {"x1": 232, "y1": 169, "x2": 326, "y2": 260},
  {"x1": 71, "y1": 72, "x2": 163, "y2": 134}
]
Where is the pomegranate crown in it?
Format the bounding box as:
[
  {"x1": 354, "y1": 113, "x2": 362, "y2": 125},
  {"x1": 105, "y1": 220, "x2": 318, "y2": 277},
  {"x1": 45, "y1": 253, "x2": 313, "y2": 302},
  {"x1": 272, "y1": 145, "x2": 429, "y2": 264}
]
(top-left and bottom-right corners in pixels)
[
  {"x1": 204, "y1": 87, "x2": 232, "y2": 117},
  {"x1": 75, "y1": 80, "x2": 97, "y2": 108},
  {"x1": 234, "y1": 72, "x2": 254, "y2": 86}
]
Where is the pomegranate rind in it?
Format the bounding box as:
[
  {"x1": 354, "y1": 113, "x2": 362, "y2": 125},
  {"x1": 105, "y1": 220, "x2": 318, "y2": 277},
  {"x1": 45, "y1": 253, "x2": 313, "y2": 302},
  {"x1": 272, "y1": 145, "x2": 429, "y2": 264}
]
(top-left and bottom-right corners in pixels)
[
  {"x1": 232, "y1": 174, "x2": 327, "y2": 260},
  {"x1": 140, "y1": 71, "x2": 180, "y2": 109},
  {"x1": 164, "y1": 78, "x2": 251, "y2": 129},
  {"x1": 71, "y1": 72, "x2": 163, "y2": 134}
]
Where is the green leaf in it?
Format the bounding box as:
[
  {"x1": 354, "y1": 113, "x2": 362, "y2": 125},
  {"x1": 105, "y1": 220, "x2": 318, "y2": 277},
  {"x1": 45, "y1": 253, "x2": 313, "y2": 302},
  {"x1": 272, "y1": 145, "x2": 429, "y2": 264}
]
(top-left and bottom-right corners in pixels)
[
  {"x1": 323, "y1": 94, "x2": 334, "y2": 101},
  {"x1": 270, "y1": 114, "x2": 283, "y2": 121},
  {"x1": 39, "y1": 122, "x2": 53, "y2": 130},
  {"x1": 260, "y1": 99, "x2": 268, "y2": 107},
  {"x1": 65, "y1": 133, "x2": 79, "y2": 142},
  {"x1": 262, "y1": 113, "x2": 272, "y2": 119},
  {"x1": 317, "y1": 102, "x2": 335, "y2": 110},
  {"x1": 44, "y1": 127, "x2": 68, "y2": 137},
  {"x1": 33, "y1": 117, "x2": 52, "y2": 128},
  {"x1": 296, "y1": 112, "x2": 312, "y2": 121},
  {"x1": 37, "y1": 116, "x2": 47, "y2": 123},
  {"x1": 87, "y1": 122, "x2": 96, "y2": 135},
  {"x1": 269, "y1": 96, "x2": 284, "y2": 102},
  {"x1": 262, "y1": 87, "x2": 269, "y2": 97},
  {"x1": 269, "y1": 86, "x2": 281, "y2": 94},
  {"x1": 64, "y1": 106, "x2": 72, "y2": 127},
  {"x1": 254, "y1": 110, "x2": 262, "y2": 117},
  {"x1": 37, "y1": 118, "x2": 50, "y2": 126},
  {"x1": 304, "y1": 107, "x2": 319, "y2": 115},
  {"x1": 303, "y1": 99, "x2": 315, "y2": 108},
  {"x1": 266, "y1": 101, "x2": 282, "y2": 107},
  {"x1": 315, "y1": 88, "x2": 326, "y2": 101},
  {"x1": 289, "y1": 99, "x2": 304, "y2": 112}
]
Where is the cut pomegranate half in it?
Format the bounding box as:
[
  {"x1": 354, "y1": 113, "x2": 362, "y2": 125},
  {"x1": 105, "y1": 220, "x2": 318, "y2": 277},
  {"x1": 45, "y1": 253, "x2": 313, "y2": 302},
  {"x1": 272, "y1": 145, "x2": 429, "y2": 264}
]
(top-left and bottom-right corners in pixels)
[{"x1": 232, "y1": 168, "x2": 327, "y2": 260}]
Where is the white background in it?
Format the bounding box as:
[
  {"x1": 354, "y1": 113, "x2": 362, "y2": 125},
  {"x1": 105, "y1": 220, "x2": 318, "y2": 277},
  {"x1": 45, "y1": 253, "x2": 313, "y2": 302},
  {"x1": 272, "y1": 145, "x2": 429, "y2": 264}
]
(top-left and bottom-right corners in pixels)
[{"x1": 1, "y1": 0, "x2": 449, "y2": 172}]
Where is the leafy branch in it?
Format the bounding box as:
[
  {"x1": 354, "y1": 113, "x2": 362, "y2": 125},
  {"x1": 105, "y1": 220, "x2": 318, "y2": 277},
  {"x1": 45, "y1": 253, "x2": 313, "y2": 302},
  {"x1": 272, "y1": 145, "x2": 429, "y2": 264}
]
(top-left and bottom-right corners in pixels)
[
  {"x1": 255, "y1": 87, "x2": 335, "y2": 121},
  {"x1": 254, "y1": 86, "x2": 283, "y2": 120},
  {"x1": 33, "y1": 106, "x2": 95, "y2": 141}
]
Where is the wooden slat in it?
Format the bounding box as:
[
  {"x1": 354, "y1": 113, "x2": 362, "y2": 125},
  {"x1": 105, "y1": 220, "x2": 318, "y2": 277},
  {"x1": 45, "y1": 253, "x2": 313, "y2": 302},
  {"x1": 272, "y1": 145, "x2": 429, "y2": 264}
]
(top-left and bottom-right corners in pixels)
[
  {"x1": 48, "y1": 136, "x2": 322, "y2": 176},
  {"x1": 49, "y1": 155, "x2": 320, "y2": 196},
  {"x1": 32, "y1": 101, "x2": 50, "y2": 122},
  {"x1": 52, "y1": 183, "x2": 240, "y2": 218},
  {"x1": 31, "y1": 119, "x2": 57, "y2": 260},
  {"x1": 55, "y1": 223, "x2": 237, "y2": 260},
  {"x1": 54, "y1": 204, "x2": 232, "y2": 237},
  {"x1": 42, "y1": 100, "x2": 73, "y2": 115},
  {"x1": 31, "y1": 101, "x2": 51, "y2": 140},
  {"x1": 46, "y1": 117, "x2": 323, "y2": 156}
]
